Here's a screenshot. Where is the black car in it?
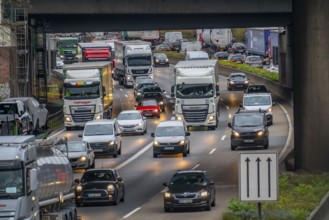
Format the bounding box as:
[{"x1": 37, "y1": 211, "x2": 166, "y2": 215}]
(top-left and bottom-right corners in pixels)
[
  {"x1": 136, "y1": 85, "x2": 166, "y2": 112},
  {"x1": 229, "y1": 43, "x2": 246, "y2": 54},
  {"x1": 213, "y1": 51, "x2": 228, "y2": 60},
  {"x1": 163, "y1": 170, "x2": 216, "y2": 212},
  {"x1": 227, "y1": 72, "x2": 249, "y2": 91},
  {"x1": 134, "y1": 77, "x2": 156, "y2": 98},
  {"x1": 228, "y1": 109, "x2": 271, "y2": 150},
  {"x1": 75, "y1": 169, "x2": 125, "y2": 206},
  {"x1": 153, "y1": 53, "x2": 169, "y2": 67}
]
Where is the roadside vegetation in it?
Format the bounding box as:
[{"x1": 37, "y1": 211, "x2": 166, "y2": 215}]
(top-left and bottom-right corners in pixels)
[{"x1": 223, "y1": 173, "x2": 329, "y2": 220}]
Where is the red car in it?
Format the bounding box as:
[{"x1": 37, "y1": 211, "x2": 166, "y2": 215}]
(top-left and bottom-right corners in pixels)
[{"x1": 135, "y1": 98, "x2": 160, "y2": 118}]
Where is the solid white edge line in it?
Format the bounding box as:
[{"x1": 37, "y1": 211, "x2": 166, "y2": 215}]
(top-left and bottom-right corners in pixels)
[
  {"x1": 115, "y1": 142, "x2": 153, "y2": 170},
  {"x1": 278, "y1": 103, "x2": 293, "y2": 160},
  {"x1": 209, "y1": 148, "x2": 216, "y2": 155},
  {"x1": 122, "y1": 207, "x2": 142, "y2": 219},
  {"x1": 221, "y1": 135, "x2": 226, "y2": 141},
  {"x1": 192, "y1": 164, "x2": 200, "y2": 170},
  {"x1": 47, "y1": 129, "x2": 65, "y2": 140}
]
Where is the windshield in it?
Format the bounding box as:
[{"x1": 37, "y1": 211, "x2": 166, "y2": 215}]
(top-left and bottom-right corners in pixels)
[
  {"x1": 138, "y1": 83, "x2": 154, "y2": 89},
  {"x1": 118, "y1": 112, "x2": 141, "y2": 120},
  {"x1": 176, "y1": 83, "x2": 213, "y2": 98},
  {"x1": 136, "y1": 78, "x2": 153, "y2": 84},
  {"x1": 64, "y1": 85, "x2": 100, "y2": 100},
  {"x1": 0, "y1": 104, "x2": 18, "y2": 114},
  {"x1": 155, "y1": 54, "x2": 167, "y2": 59},
  {"x1": 244, "y1": 95, "x2": 271, "y2": 106},
  {"x1": 170, "y1": 173, "x2": 206, "y2": 186},
  {"x1": 127, "y1": 55, "x2": 152, "y2": 66},
  {"x1": 0, "y1": 169, "x2": 23, "y2": 198},
  {"x1": 82, "y1": 171, "x2": 115, "y2": 182},
  {"x1": 59, "y1": 40, "x2": 78, "y2": 48},
  {"x1": 84, "y1": 124, "x2": 114, "y2": 136},
  {"x1": 234, "y1": 115, "x2": 264, "y2": 127},
  {"x1": 58, "y1": 142, "x2": 87, "y2": 152},
  {"x1": 248, "y1": 57, "x2": 262, "y2": 62},
  {"x1": 155, "y1": 126, "x2": 185, "y2": 137},
  {"x1": 230, "y1": 75, "x2": 246, "y2": 81},
  {"x1": 140, "y1": 100, "x2": 158, "y2": 106}
]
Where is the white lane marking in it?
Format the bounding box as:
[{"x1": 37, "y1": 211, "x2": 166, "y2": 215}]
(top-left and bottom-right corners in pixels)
[
  {"x1": 115, "y1": 142, "x2": 153, "y2": 170},
  {"x1": 229, "y1": 114, "x2": 232, "y2": 118},
  {"x1": 120, "y1": 88, "x2": 123, "y2": 91},
  {"x1": 209, "y1": 148, "x2": 216, "y2": 155},
  {"x1": 278, "y1": 103, "x2": 293, "y2": 160},
  {"x1": 192, "y1": 164, "x2": 200, "y2": 170},
  {"x1": 221, "y1": 135, "x2": 226, "y2": 140},
  {"x1": 122, "y1": 207, "x2": 142, "y2": 219},
  {"x1": 226, "y1": 106, "x2": 230, "y2": 110},
  {"x1": 47, "y1": 129, "x2": 65, "y2": 140},
  {"x1": 125, "y1": 94, "x2": 128, "y2": 98}
]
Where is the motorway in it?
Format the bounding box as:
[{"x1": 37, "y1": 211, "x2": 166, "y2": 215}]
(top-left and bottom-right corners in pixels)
[{"x1": 48, "y1": 65, "x2": 290, "y2": 220}]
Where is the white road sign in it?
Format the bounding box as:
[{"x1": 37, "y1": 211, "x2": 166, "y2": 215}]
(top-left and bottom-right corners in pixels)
[{"x1": 239, "y1": 153, "x2": 278, "y2": 202}]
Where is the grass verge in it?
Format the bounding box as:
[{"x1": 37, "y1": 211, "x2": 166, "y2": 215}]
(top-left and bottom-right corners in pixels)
[{"x1": 223, "y1": 172, "x2": 329, "y2": 220}]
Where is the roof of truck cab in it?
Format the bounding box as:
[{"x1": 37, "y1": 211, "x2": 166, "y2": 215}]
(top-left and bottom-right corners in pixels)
[
  {"x1": 175, "y1": 60, "x2": 217, "y2": 68},
  {"x1": 63, "y1": 61, "x2": 111, "y2": 70},
  {"x1": 0, "y1": 135, "x2": 35, "y2": 144},
  {"x1": 78, "y1": 42, "x2": 111, "y2": 48}
]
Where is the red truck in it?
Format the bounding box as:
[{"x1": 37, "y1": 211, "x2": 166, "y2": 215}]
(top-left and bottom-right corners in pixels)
[{"x1": 79, "y1": 42, "x2": 112, "y2": 62}]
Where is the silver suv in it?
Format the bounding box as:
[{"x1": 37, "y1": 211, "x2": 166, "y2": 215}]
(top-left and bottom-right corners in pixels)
[{"x1": 79, "y1": 119, "x2": 122, "y2": 158}]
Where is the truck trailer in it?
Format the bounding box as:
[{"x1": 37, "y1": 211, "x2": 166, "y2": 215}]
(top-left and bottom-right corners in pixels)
[
  {"x1": 172, "y1": 60, "x2": 220, "y2": 130},
  {"x1": 63, "y1": 62, "x2": 113, "y2": 130},
  {"x1": 199, "y1": 29, "x2": 233, "y2": 51},
  {"x1": 114, "y1": 40, "x2": 153, "y2": 88},
  {"x1": 79, "y1": 42, "x2": 112, "y2": 62},
  {"x1": 0, "y1": 136, "x2": 77, "y2": 220}
]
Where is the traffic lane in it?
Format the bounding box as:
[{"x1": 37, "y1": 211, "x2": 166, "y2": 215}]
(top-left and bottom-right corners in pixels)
[{"x1": 77, "y1": 107, "x2": 228, "y2": 220}]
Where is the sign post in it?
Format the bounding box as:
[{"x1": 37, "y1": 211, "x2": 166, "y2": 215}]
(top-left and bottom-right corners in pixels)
[{"x1": 239, "y1": 153, "x2": 278, "y2": 220}]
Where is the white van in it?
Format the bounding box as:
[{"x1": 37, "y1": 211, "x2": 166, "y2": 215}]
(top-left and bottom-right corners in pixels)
[{"x1": 185, "y1": 51, "x2": 209, "y2": 61}]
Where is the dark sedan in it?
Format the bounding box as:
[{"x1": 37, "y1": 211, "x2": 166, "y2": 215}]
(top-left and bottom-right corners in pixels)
[
  {"x1": 75, "y1": 169, "x2": 125, "y2": 206},
  {"x1": 163, "y1": 170, "x2": 216, "y2": 212},
  {"x1": 213, "y1": 51, "x2": 228, "y2": 60},
  {"x1": 153, "y1": 53, "x2": 169, "y2": 67},
  {"x1": 227, "y1": 72, "x2": 249, "y2": 91}
]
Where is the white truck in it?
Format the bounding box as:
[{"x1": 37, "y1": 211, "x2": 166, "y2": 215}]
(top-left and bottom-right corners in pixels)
[
  {"x1": 114, "y1": 40, "x2": 153, "y2": 87},
  {"x1": 0, "y1": 136, "x2": 77, "y2": 220},
  {"x1": 63, "y1": 62, "x2": 113, "y2": 130},
  {"x1": 172, "y1": 60, "x2": 220, "y2": 130},
  {"x1": 164, "y1": 32, "x2": 183, "y2": 43}
]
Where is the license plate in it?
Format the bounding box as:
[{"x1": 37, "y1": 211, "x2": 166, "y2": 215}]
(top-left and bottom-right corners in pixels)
[
  {"x1": 144, "y1": 113, "x2": 152, "y2": 116},
  {"x1": 244, "y1": 140, "x2": 254, "y2": 143},
  {"x1": 124, "y1": 128, "x2": 134, "y2": 131},
  {"x1": 179, "y1": 199, "x2": 193, "y2": 203},
  {"x1": 88, "y1": 193, "x2": 101, "y2": 197},
  {"x1": 93, "y1": 149, "x2": 103, "y2": 152},
  {"x1": 164, "y1": 147, "x2": 174, "y2": 150}
]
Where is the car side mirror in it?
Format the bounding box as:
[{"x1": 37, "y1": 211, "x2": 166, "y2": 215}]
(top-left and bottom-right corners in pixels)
[
  {"x1": 162, "y1": 90, "x2": 165, "y2": 93},
  {"x1": 216, "y1": 91, "x2": 220, "y2": 96},
  {"x1": 134, "y1": 104, "x2": 137, "y2": 107},
  {"x1": 209, "y1": 181, "x2": 215, "y2": 186},
  {"x1": 20, "y1": 110, "x2": 24, "y2": 115},
  {"x1": 29, "y1": 169, "x2": 38, "y2": 191},
  {"x1": 272, "y1": 102, "x2": 276, "y2": 106},
  {"x1": 185, "y1": 132, "x2": 190, "y2": 136},
  {"x1": 78, "y1": 134, "x2": 82, "y2": 138},
  {"x1": 228, "y1": 122, "x2": 232, "y2": 128},
  {"x1": 151, "y1": 133, "x2": 155, "y2": 137},
  {"x1": 74, "y1": 179, "x2": 80, "y2": 184},
  {"x1": 266, "y1": 121, "x2": 272, "y2": 126},
  {"x1": 163, "y1": 182, "x2": 168, "y2": 187},
  {"x1": 115, "y1": 133, "x2": 121, "y2": 136},
  {"x1": 118, "y1": 177, "x2": 123, "y2": 182}
]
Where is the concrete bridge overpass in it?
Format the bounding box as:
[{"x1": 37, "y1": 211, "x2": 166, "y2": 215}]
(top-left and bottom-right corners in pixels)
[{"x1": 26, "y1": 0, "x2": 329, "y2": 172}]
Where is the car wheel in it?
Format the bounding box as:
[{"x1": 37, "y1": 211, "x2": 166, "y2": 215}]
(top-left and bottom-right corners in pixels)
[
  {"x1": 164, "y1": 206, "x2": 170, "y2": 212},
  {"x1": 113, "y1": 152, "x2": 118, "y2": 158},
  {"x1": 117, "y1": 144, "x2": 122, "y2": 155},
  {"x1": 90, "y1": 159, "x2": 95, "y2": 168},
  {"x1": 65, "y1": 127, "x2": 71, "y2": 131},
  {"x1": 211, "y1": 195, "x2": 216, "y2": 207},
  {"x1": 76, "y1": 202, "x2": 83, "y2": 207},
  {"x1": 157, "y1": 115, "x2": 160, "y2": 119},
  {"x1": 227, "y1": 86, "x2": 231, "y2": 91},
  {"x1": 264, "y1": 141, "x2": 269, "y2": 149},
  {"x1": 120, "y1": 188, "x2": 125, "y2": 202},
  {"x1": 113, "y1": 192, "x2": 119, "y2": 206},
  {"x1": 187, "y1": 145, "x2": 190, "y2": 154},
  {"x1": 183, "y1": 151, "x2": 187, "y2": 157},
  {"x1": 231, "y1": 144, "x2": 236, "y2": 151},
  {"x1": 205, "y1": 199, "x2": 211, "y2": 211},
  {"x1": 144, "y1": 127, "x2": 147, "y2": 134},
  {"x1": 153, "y1": 153, "x2": 158, "y2": 158}
]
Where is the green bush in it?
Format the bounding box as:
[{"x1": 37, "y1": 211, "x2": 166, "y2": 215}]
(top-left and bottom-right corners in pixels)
[{"x1": 154, "y1": 50, "x2": 185, "y2": 59}]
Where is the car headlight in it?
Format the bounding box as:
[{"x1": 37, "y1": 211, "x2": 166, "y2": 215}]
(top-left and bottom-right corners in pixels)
[
  {"x1": 137, "y1": 92, "x2": 141, "y2": 96},
  {"x1": 126, "y1": 75, "x2": 132, "y2": 80},
  {"x1": 257, "y1": 131, "x2": 265, "y2": 136},
  {"x1": 95, "y1": 115, "x2": 101, "y2": 120},
  {"x1": 230, "y1": 81, "x2": 235, "y2": 84},
  {"x1": 165, "y1": 59, "x2": 169, "y2": 62},
  {"x1": 156, "y1": 59, "x2": 159, "y2": 62},
  {"x1": 108, "y1": 141, "x2": 115, "y2": 146},
  {"x1": 76, "y1": 185, "x2": 83, "y2": 192},
  {"x1": 164, "y1": 192, "x2": 171, "y2": 198},
  {"x1": 60, "y1": 55, "x2": 64, "y2": 59},
  {"x1": 137, "y1": 122, "x2": 143, "y2": 127},
  {"x1": 153, "y1": 109, "x2": 158, "y2": 113},
  {"x1": 176, "y1": 116, "x2": 183, "y2": 121},
  {"x1": 153, "y1": 141, "x2": 160, "y2": 147},
  {"x1": 268, "y1": 108, "x2": 272, "y2": 113},
  {"x1": 107, "y1": 184, "x2": 115, "y2": 191},
  {"x1": 233, "y1": 130, "x2": 240, "y2": 137},
  {"x1": 208, "y1": 115, "x2": 215, "y2": 121},
  {"x1": 244, "y1": 80, "x2": 249, "y2": 84},
  {"x1": 179, "y1": 140, "x2": 185, "y2": 146},
  {"x1": 159, "y1": 101, "x2": 164, "y2": 105},
  {"x1": 200, "y1": 191, "x2": 208, "y2": 197},
  {"x1": 79, "y1": 156, "x2": 87, "y2": 162},
  {"x1": 65, "y1": 117, "x2": 72, "y2": 122}
]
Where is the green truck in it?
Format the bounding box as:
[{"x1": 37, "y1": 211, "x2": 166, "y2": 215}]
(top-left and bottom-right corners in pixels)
[{"x1": 57, "y1": 37, "x2": 79, "y2": 64}]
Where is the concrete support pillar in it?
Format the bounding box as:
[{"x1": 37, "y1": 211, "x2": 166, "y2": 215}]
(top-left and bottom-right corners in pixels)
[{"x1": 294, "y1": 0, "x2": 329, "y2": 171}]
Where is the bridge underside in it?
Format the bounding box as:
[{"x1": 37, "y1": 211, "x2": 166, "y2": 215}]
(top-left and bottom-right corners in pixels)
[{"x1": 29, "y1": 13, "x2": 292, "y2": 33}]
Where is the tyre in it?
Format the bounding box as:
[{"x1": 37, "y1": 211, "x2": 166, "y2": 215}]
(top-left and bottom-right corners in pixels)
[
  {"x1": 76, "y1": 202, "x2": 83, "y2": 207},
  {"x1": 187, "y1": 145, "x2": 190, "y2": 154},
  {"x1": 120, "y1": 188, "x2": 125, "y2": 202},
  {"x1": 264, "y1": 141, "x2": 269, "y2": 149},
  {"x1": 164, "y1": 206, "x2": 170, "y2": 212},
  {"x1": 183, "y1": 151, "x2": 187, "y2": 157},
  {"x1": 117, "y1": 145, "x2": 122, "y2": 155},
  {"x1": 113, "y1": 192, "x2": 119, "y2": 206},
  {"x1": 113, "y1": 152, "x2": 118, "y2": 158},
  {"x1": 231, "y1": 144, "x2": 236, "y2": 151},
  {"x1": 34, "y1": 120, "x2": 40, "y2": 134},
  {"x1": 211, "y1": 195, "x2": 216, "y2": 207},
  {"x1": 90, "y1": 159, "x2": 95, "y2": 168},
  {"x1": 205, "y1": 199, "x2": 211, "y2": 211},
  {"x1": 157, "y1": 115, "x2": 160, "y2": 119},
  {"x1": 153, "y1": 153, "x2": 158, "y2": 158}
]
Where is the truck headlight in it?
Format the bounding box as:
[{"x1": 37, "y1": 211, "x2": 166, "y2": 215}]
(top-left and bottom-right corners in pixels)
[
  {"x1": 159, "y1": 101, "x2": 164, "y2": 105},
  {"x1": 165, "y1": 59, "x2": 169, "y2": 62},
  {"x1": 76, "y1": 186, "x2": 83, "y2": 192},
  {"x1": 95, "y1": 115, "x2": 102, "y2": 120},
  {"x1": 233, "y1": 130, "x2": 240, "y2": 137},
  {"x1": 179, "y1": 140, "x2": 185, "y2": 146},
  {"x1": 153, "y1": 141, "x2": 160, "y2": 147},
  {"x1": 257, "y1": 131, "x2": 265, "y2": 136},
  {"x1": 200, "y1": 191, "x2": 208, "y2": 197},
  {"x1": 208, "y1": 115, "x2": 215, "y2": 121},
  {"x1": 108, "y1": 141, "x2": 115, "y2": 146},
  {"x1": 79, "y1": 156, "x2": 87, "y2": 162},
  {"x1": 107, "y1": 184, "x2": 115, "y2": 191},
  {"x1": 268, "y1": 108, "x2": 272, "y2": 113},
  {"x1": 126, "y1": 75, "x2": 132, "y2": 80},
  {"x1": 244, "y1": 80, "x2": 249, "y2": 84},
  {"x1": 176, "y1": 116, "x2": 182, "y2": 121},
  {"x1": 156, "y1": 59, "x2": 159, "y2": 63},
  {"x1": 65, "y1": 117, "x2": 72, "y2": 122},
  {"x1": 164, "y1": 192, "x2": 171, "y2": 198}
]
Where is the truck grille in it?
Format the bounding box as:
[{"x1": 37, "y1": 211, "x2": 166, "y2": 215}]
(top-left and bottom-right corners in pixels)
[
  {"x1": 64, "y1": 50, "x2": 73, "y2": 55},
  {"x1": 131, "y1": 69, "x2": 149, "y2": 75},
  {"x1": 182, "y1": 105, "x2": 208, "y2": 123},
  {"x1": 70, "y1": 105, "x2": 95, "y2": 123}
]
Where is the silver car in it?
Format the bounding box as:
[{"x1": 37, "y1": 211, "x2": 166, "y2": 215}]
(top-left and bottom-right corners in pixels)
[
  {"x1": 117, "y1": 110, "x2": 147, "y2": 135},
  {"x1": 79, "y1": 119, "x2": 122, "y2": 158},
  {"x1": 58, "y1": 141, "x2": 95, "y2": 170},
  {"x1": 244, "y1": 56, "x2": 264, "y2": 68}
]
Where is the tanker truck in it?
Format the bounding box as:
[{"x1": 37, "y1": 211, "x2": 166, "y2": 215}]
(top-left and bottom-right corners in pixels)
[
  {"x1": 0, "y1": 136, "x2": 77, "y2": 220},
  {"x1": 199, "y1": 29, "x2": 233, "y2": 51}
]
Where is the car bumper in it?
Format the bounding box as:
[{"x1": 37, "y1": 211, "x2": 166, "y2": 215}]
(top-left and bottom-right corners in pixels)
[
  {"x1": 120, "y1": 127, "x2": 144, "y2": 134},
  {"x1": 228, "y1": 83, "x2": 248, "y2": 90},
  {"x1": 141, "y1": 111, "x2": 160, "y2": 117},
  {"x1": 76, "y1": 190, "x2": 117, "y2": 203},
  {"x1": 69, "y1": 160, "x2": 89, "y2": 169},
  {"x1": 155, "y1": 62, "x2": 169, "y2": 66},
  {"x1": 89, "y1": 144, "x2": 118, "y2": 155},
  {"x1": 164, "y1": 196, "x2": 210, "y2": 209},
  {"x1": 153, "y1": 145, "x2": 186, "y2": 155},
  {"x1": 231, "y1": 137, "x2": 268, "y2": 147}
]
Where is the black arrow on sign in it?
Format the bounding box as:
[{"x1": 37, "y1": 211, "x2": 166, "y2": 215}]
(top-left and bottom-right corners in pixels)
[
  {"x1": 267, "y1": 157, "x2": 272, "y2": 197},
  {"x1": 245, "y1": 157, "x2": 250, "y2": 198},
  {"x1": 256, "y1": 157, "x2": 261, "y2": 197}
]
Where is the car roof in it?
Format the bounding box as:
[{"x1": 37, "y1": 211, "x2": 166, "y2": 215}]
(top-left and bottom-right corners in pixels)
[
  {"x1": 119, "y1": 110, "x2": 140, "y2": 114},
  {"x1": 157, "y1": 120, "x2": 184, "y2": 127},
  {"x1": 175, "y1": 170, "x2": 206, "y2": 175},
  {"x1": 85, "y1": 119, "x2": 116, "y2": 125},
  {"x1": 84, "y1": 168, "x2": 116, "y2": 173},
  {"x1": 234, "y1": 109, "x2": 266, "y2": 116},
  {"x1": 230, "y1": 72, "x2": 246, "y2": 76},
  {"x1": 244, "y1": 93, "x2": 271, "y2": 97}
]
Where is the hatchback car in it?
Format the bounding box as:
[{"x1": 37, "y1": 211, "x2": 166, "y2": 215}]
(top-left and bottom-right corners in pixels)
[
  {"x1": 79, "y1": 119, "x2": 122, "y2": 158},
  {"x1": 228, "y1": 54, "x2": 245, "y2": 63},
  {"x1": 227, "y1": 72, "x2": 249, "y2": 91},
  {"x1": 135, "y1": 98, "x2": 161, "y2": 118},
  {"x1": 117, "y1": 110, "x2": 147, "y2": 135},
  {"x1": 151, "y1": 120, "x2": 190, "y2": 158},
  {"x1": 230, "y1": 43, "x2": 246, "y2": 54},
  {"x1": 75, "y1": 169, "x2": 125, "y2": 206},
  {"x1": 244, "y1": 56, "x2": 263, "y2": 68},
  {"x1": 58, "y1": 141, "x2": 95, "y2": 170},
  {"x1": 153, "y1": 53, "x2": 169, "y2": 67},
  {"x1": 213, "y1": 51, "x2": 228, "y2": 60},
  {"x1": 163, "y1": 170, "x2": 216, "y2": 212},
  {"x1": 228, "y1": 109, "x2": 270, "y2": 150},
  {"x1": 56, "y1": 57, "x2": 64, "y2": 68}
]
